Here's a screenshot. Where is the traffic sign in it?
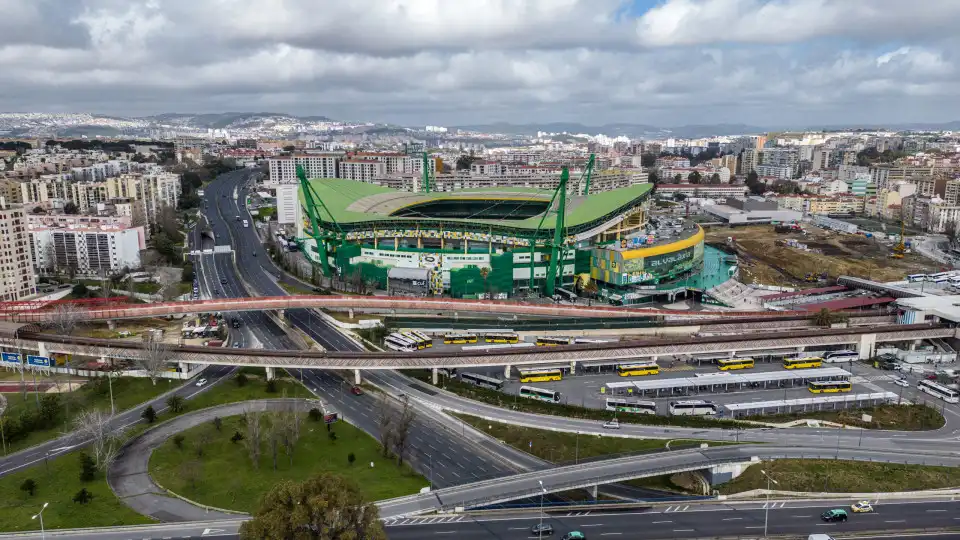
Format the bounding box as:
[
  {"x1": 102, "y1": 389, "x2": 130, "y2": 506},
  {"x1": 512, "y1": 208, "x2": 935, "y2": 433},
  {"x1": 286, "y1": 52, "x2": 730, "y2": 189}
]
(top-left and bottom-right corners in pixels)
[
  {"x1": 323, "y1": 412, "x2": 339, "y2": 424},
  {"x1": 1, "y1": 352, "x2": 20, "y2": 364},
  {"x1": 27, "y1": 355, "x2": 50, "y2": 367}
]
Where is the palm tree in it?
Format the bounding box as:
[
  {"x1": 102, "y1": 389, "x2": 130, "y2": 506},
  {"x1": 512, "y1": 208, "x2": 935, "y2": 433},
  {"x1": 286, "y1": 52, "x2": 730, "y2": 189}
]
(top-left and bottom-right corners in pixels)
[
  {"x1": 479, "y1": 267, "x2": 491, "y2": 298},
  {"x1": 813, "y1": 308, "x2": 833, "y2": 327}
]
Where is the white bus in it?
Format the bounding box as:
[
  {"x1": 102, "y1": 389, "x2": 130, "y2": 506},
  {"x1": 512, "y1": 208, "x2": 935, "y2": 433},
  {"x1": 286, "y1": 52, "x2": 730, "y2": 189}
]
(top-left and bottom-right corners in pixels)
[
  {"x1": 949, "y1": 276, "x2": 960, "y2": 285},
  {"x1": 605, "y1": 398, "x2": 657, "y2": 415},
  {"x1": 906, "y1": 274, "x2": 927, "y2": 283},
  {"x1": 927, "y1": 271, "x2": 957, "y2": 280},
  {"x1": 823, "y1": 350, "x2": 859, "y2": 363},
  {"x1": 384, "y1": 334, "x2": 417, "y2": 352},
  {"x1": 574, "y1": 338, "x2": 609, "y2": 344},
  {"x1": 519, "y1": 386, "x2": 561, "y2": 403},
  {"x1": 459, "y1": 372, "x2": 504, "y2": 390},
  {"x1": 917, "y1": 379, "x2": 960, "y2": 404},
  {"x1": 669, "y1": 400, "x2": 718, "y2": 416}
]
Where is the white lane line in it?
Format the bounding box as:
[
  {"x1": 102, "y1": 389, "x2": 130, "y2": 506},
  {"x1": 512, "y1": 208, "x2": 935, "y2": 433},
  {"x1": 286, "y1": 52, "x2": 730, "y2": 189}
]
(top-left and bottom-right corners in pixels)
[
  {"x1": 652, "y1": 521, "x2": 672, "y2": 524},
  {"x1": 722, "y1": 517, "x2": 742, "y2": 521}
]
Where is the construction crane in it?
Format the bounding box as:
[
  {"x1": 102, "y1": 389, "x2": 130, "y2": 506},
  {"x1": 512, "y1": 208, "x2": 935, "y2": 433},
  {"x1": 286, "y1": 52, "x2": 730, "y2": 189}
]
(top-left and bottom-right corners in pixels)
[
  {"x1": 528, "y1": 167, "x2": 570, "y2": 298},
  {"x1": 891, "y1": 220, "x2": 906, "y2": 259},
  {"x1": 296, "y1": 165, "x2": 342, "y2": 276},
  {"x1": 576, "y1": 154, "x2": 596, "y2": 197}
]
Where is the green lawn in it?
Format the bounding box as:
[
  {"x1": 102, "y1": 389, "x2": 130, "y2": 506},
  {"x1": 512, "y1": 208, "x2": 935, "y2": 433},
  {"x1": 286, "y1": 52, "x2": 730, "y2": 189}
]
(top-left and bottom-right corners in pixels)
[
  {"x1": 0, "y1": 450, "x2": 153, "y2": 532},
  {"x1": 746, "y1": 404, "x2": 945, "y2": 431},
  {"x1": 1, "y1": 377, "x2": 175, "y2": 455},
  {"x1": 150, "y1": 415, "x2": 426, "y2": 513},
  {"x1": 717, "y1": 459, "x2": 960, "y2": 494},
  {"x1": 132, "y1": 282, "x2": 162, "y2": 294},
  {"x1": 453, "y1": 413, "x2": 727, "y2": 463}
]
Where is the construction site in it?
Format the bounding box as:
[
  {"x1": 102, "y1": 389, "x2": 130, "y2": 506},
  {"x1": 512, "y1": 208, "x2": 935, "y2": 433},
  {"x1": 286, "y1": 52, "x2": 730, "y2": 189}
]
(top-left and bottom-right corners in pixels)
[{"x1": 706, "y1": 223, "x2": 936, "y2": 288}]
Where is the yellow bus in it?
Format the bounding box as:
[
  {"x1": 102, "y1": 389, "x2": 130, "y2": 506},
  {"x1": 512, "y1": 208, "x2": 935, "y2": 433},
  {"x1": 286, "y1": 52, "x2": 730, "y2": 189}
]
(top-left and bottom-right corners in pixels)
[
  {"x1": 617, "y1": 363, "x2": 660, "y2": 377},
  {"x1": 717, "y1": 358, "x2": 755, "y2": 371},
  {"x1": 808, "y1": 380, "x2": 853, "y2": 393},
  {"x1": 408, "y1": 330, "x2": 433, "y2": 348},
  {"x1": 400, "y1": 332, "x2": 428, "y2": 350},
  {"x1": 518, "y1": 368, "x2": 563, "y2": 383},
  {"x1": 484, "y1": 332, "x2": 519, "y2": 344},
  {"x1": 783, "y1": 356, "x2": 823, "y2": 369},
  {"x1": 536, "y1": 337, "x2": 573, "y2": 347},
  {"x1": 443, "y1": 333, "x2": 478, "y2": 344}
]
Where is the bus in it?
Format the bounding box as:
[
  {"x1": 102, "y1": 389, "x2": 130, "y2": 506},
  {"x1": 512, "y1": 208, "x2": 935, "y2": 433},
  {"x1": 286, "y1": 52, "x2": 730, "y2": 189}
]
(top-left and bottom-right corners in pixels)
[
  {"x1": 717, "y1": 358, "x2": 755, "y2": 371},
  {"x1": 518, "y1": 368, "x2": 563, "y2": 383},
  {"x1": 906, "y1": 273, "x2": 927, "y2": 283},
  {"x1": 927, "y1": 271, "x2": 956, "y2": 281},
  {"x1": 783, "y1": 356, "x2": 823, "y2": 369},
  {"x1": 949, "y1": 276, "x2": 960, "y2": 285},
  {"x1": 443, "y1": 332, "x2": 478, "y2": 344},
  {"x1": 617, "y1": 362, "x2": 660, "y2": 377},
  {"x1": 669, "y1": 400, "x2": 718, "y2": 416},
  {"x1": 808, "y1": 380, "x2": 853, "y2": 393},
  {"x1": 408, "y1": 330, "x2": 434, "y2": 348},
  {"x1": 536, "y1": 337, "x2": 572, "y2": 347},
  {"x1": 384, "y1": 334, "x2": 417, "y2": 352},
  {"x1": 519, "y1": 386, "x2": 561, "y2": 403},
  {"x1": 399, "y1": 332, "x2": 429, "y2": 350},
  {"x1": 459, "y1": 372, "x2": 504, "y2": 390},
  {"x1": 605, "y1": 398, "x2": 657, "y2": 415},
  {"x1": 484, "y1": 332, "x2": 519, "y2": 344},
  {"x1": 823, "y1": 350, "x2": 859, "y2": 363},
  {"x1": 917, "y1": 379, "x2": 960, "y2": 404},
  {"x1": 574, "y1": 338, "x2": 609, "y2": 344}
]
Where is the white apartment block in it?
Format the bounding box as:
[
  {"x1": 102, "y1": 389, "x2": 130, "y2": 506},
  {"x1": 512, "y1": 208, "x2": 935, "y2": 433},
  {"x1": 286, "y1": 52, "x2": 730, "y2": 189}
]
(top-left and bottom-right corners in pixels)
[
  {"x1": 275, "y1": 184, "x2": 299, "y2": 225},
  {"x1": 269, "y1": 154, "x2": 342, "y2": 184},
  {"x1": 339, "y1": 159, "x2": 387, "y2": 181},
  {"x1": 21, "y1": 176, "x2": 72, "y2": 205},
  {"x1": 30, "y1": 225, "x2": 146, "y2": 275},
  {"x1": 755, "y1": 164, "x2": 793, "y2": 180},
  {"x1": 0, "y1": 206, "x2": 37, "y2": 301}
]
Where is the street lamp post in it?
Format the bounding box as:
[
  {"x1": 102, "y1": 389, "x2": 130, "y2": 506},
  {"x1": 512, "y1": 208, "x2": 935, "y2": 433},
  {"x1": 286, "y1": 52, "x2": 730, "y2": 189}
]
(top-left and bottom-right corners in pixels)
[
  {"x1": 761, "y1": 469, "x2": 779, "y2": 539},
  {"x1": 538, "y1": 480, "x2": 546, "y2": 536},
  {"x1": 32, "y1": 502, "x2": 48, "y2": 540}
]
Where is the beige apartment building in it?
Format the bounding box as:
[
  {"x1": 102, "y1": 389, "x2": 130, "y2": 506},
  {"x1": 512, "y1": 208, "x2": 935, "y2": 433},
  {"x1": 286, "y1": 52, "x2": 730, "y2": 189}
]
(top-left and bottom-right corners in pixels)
[{"x1": 0, "y1": 204, "x2": 37, "y2": 301}]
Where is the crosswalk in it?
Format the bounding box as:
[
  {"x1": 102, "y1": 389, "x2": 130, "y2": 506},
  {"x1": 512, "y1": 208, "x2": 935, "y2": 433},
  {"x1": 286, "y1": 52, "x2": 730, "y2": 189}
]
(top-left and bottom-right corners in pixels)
[
  {"x1": 384, "y1": 515, "x2": 465, "y2": 527},
  {"x1": 662, "y1": 504, "x2": 690, "y2": 513},
  {"x1": 851, "y1": 375, "x2": 900, "y2": 383},
  {"x1": 761, "y1": 501, "x2": 787, "y2": 509}
]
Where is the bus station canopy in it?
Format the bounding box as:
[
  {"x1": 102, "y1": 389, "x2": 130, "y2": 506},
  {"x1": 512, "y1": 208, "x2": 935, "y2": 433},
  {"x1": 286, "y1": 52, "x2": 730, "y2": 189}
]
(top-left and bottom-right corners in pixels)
[
  {"x1": 603, "y1": 367, "x2": 851, "y2": 394},
  {"x1": 724, "y1": 392, "x2": 899, "y2": 413}
]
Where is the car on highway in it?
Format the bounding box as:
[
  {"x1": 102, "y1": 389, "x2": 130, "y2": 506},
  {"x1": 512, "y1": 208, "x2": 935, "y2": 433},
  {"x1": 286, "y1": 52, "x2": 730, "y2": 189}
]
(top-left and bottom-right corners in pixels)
[
  {"x1": 925, "y1": 374, "x2": 939, "y2": 380},
  {"x1": 531, "y1": 523, "x2": 554, "y2": 536},
  {"x1": 893, "y1": 377, "x2": 909, "y2": 387},
  {"x1": 820, "y1": 509, "x2": 848, "y2": 522},
  {"x1": 252, "y1": 251, "x2": 257, "y2": 257},
  {"x1": 233, "y1": 342, "x2": 241, "y2": 348},
  {"x1": 195, "y1": 378, "x2": 207, "y2": 387},
  {"x1": 350, "y1": 386, "x2": 363, "y2": 396},
  {"x1": 850, "y1": 501, "x2": 873, "y2": 513},
  {"x1": 562, "y1": 532, "x2": 586, "y2": 540},
  {"x1": 602, "y1": 419, "x2": 620, "y2": 429},
  {"x1": 220, "y1": 278, "x2": 228, "y2": 284}
]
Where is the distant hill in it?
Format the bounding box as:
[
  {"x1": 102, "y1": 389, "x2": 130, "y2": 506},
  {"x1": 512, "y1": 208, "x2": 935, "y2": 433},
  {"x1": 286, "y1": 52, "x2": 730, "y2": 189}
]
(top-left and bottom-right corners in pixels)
[{"x1": 450, "y1": 122, "x2": 767, "y2": 139}]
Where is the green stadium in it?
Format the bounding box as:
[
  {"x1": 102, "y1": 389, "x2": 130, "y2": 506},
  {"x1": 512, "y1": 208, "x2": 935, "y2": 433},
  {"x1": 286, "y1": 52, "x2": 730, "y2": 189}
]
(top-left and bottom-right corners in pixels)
[{"x1": 295, "y1": 170, "x2": 719, "y2": 302}]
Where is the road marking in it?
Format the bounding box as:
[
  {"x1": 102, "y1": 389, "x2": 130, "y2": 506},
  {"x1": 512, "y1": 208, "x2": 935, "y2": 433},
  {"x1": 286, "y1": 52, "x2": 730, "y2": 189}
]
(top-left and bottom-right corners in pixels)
[
  {"x1": 792, "y1": 515, "x2": 812, "y2": 518},
  {"x1": 580, "y1": 524, "x2": 602, "y2": 527},
  {"x1": 927, "y1": 509, "x2": 948, "y2": 512},
  {"x1": 652, "y1": 521, "x2": 672, "y2": 524},
  {"x1": 673, "y1": 529, "x2": 694, "y2": 533},
  {"x1": 722, "y1": 517, "x2": 742, "y2": 521},
  {"x1": 600, "y1": 534, "x2": 622, "y2": 536},
  {"x1": 885, "y1": 520, "x2": 906, "y2": 523}
]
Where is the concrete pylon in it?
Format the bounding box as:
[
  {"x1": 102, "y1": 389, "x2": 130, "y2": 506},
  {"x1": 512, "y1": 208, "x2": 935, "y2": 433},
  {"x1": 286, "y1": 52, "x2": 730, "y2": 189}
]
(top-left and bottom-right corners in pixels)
[
  {"x1": 265, "y1": 367, "x2": 275, "y2": 381},
  {"x1": 354, "y1": 369, "x2": 362, "y2": 385}
]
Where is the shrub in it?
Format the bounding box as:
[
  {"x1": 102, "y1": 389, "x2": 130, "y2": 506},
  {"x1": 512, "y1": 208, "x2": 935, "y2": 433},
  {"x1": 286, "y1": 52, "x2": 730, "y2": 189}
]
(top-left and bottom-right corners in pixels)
[
  {"x1": 236, "y1": 373, "x2": 248, "y2": 387},
  {"x1": 20, "y1": 479, "x2": 37, "y2": 496},
  {"x1": 347, "y1": 453, "x2": 356, "y2": 466},
  {"x1": 173, "y1": 434, "x2": 185, "y2": 449},
  {"x1": 142, "y1": 405, "x2": 157, "y2": 423},
  {"x1": 308, "y1": 408, "x2": 322, "y2": 422},
  {"x1": 73, "y1": 488, "x2": 94, "y2": 504},
  {"x1": 79, "y1": 452, "x2": 96, "y2": 482},
  {"x1": 265, "y1": 379, "x2": 278, "y2": 393},
  {"x1": 230, "y1": 431, "x2": 245, "y2": 444}
]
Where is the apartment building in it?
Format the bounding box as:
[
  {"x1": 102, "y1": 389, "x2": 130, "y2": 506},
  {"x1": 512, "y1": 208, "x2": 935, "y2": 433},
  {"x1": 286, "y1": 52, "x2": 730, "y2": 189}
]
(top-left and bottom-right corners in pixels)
[
  {"x1": 0, "y1": 205, "x2": 37, "y2": 301},
  {"x1": 754, "y1": 164, "x2": 792, "y2": 180},
  {"x1": 21, "y1": 176, "x2": 72, "y2": 206},
  {"x1": 268, "y1": 153, "x2": 343, "y2": 183},
  {"x1": 811, "y1": 147, "x2": 831, "y2": 171},
  {"x1": 927, "y1": 203, "x2": 960, "y2": 233},
  {"x1": 654, "y1": 184, "x2": 748, "y2": 199},
  {"x1": 741, "y1": 148, "x2": 759, "y2": 174},
  {"x1": 760, "y1": 148, "x2": 799, "y2": 175},
  {"x1": 30, "y1": 224, "x2": 146, "y2": 275},
  {"x1": 339, "y1": 159, "x2": 387, "y2": 181},
  {"x1": 776, "y1": 194, "x2": 865, "y2": 215}
]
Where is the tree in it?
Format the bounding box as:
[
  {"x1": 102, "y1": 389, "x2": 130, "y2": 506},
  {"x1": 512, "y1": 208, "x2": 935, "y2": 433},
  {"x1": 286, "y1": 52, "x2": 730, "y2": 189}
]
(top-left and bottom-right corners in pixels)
[
  {"x1": 79, "y1": 452, "x2": 97, "y2": 482},
  {"x1": 647, "y1": 170, "x2": 659, "y2": 184},
  {"x1": 231, "y1": 431, "x2": 245, "y2": 444},
  {"x1": 265, "y1": 379, "x2": 278, "y2": 393},
  {"x1": 687, "y1": 171, "x2": 702, "y2": 184},
  {"x1": 236, "y1": 373, "x2": 249, "y2": 387},
  {"x1": 239, "y1": 473, "x2": 386, "y2": 540},
  {"x1": 673, "y1": 173, "x2": 682, "y2": 182},
  {"x1": 746, "y1": 170, "x2": 759, "y2": 184},
  {"x1": 48, "y1": 302, "x2": 82, "y2": 336},
  {"x1": 73, "y1": 488, "x2": 94, "y2": 504},
  {"x1": 455, "y1": 155, "x2": 478, "y2": 170},
  {"x1": 709, "y1": 173, "x2": 722, "y2": 184},
  {"x1": 213, "y1": 416, "x2": 222, "y2": 431},
  {"x1": 20, "y1": 478, "x2": 37, "y2": 496},
  {"x1": 74, "y1": 411, "x2": 126, "y2": 471},
  {"x1": 63, "y1": 202, "x2": 79, "y2": 214},
  {"x1": 244, "y1": 410, "x2": 264, "y2": 469},
  {"x1": 308, "y1": 407, "x2": 322, "y2": 422},
  {"x1": 181, "y1": 261, "x2": 195, "y2": 283},
  {"x1": 813, "y1": 308, "x2": 834, "y2": 327},
  {"x1": 347, "y1": 452, "x2": 356, "y2": 466},
  {"x1": 640, "y1": 153, "x2": 657, "y2": 167},
  {"x1": 141, "y1": 405, "x2": 157, "y2": 423},
  {"x1": 391, "y1": 396, "x2": 416, "y2": 466},
  {"x1": 173, "y1": 434, "x2": 185, "y2": 449},
  {"x1": 376, "y1": 398, "x2": 394, "y2": 458},
  {"x1": 945, "y1": 220, "x2": 958, "y2": 245},
  {"x1": 136, "y1": 338, "x2": 172, "y2": 386},
  {"x1": 166, "y1": 395, "x2": 186, "y2": 413},
  {"x1": 71, "y1": 283, "x2": 89, "y2": 298}
]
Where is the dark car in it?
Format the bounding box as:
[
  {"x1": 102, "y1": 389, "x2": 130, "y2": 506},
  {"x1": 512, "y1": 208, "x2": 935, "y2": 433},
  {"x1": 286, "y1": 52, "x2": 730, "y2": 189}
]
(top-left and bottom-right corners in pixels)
[
  {"x1": 220, "y1": 278, "x2": 228, "y2": 284},
  {"x1": 350, "y1": 386, "x2": 363, "y2": 396},
  {"x1": 821, "y1": 509, "x2": 848, "y2": 522},
  {"x1": 531, "y1": 523, "x2": 554, "y2": 536}
]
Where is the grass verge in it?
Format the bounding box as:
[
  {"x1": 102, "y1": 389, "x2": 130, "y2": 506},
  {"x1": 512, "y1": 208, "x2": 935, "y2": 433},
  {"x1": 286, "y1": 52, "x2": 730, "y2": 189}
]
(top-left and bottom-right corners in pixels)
[
  {"x1": 404, "y1": 371, "x2": 751, "y2": 429},
  {"x1": 717, "y1": 459, "x2": 960, "y2": 494},
  {"x1": 745, "y1": 404, "x2": 945, "y2": 431},
  {"x1": 150, "y1": 415, "x2": 426, "y2": 513}
]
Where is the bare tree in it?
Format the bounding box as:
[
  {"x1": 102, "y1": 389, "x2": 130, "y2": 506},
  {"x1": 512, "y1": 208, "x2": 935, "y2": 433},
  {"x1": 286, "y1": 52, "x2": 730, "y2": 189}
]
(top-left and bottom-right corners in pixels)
[
  {"x1": 99, "y1": 269, "x2": 112, "y2": 303},
  {"x1": 391, "y1": 396, "x2": 416, "y2": 467},
  {"x1": 376, "y1": 397, "x2": 394, "y2": 458},
  {"x1": 42, "y1": 242, "x2": 58, "y2": 276},
  {"x1": 136, "y1": 338, "x2": 172, "y2": 386},
  {"x1": 72, "y1": 409, "x2": 125, "y2": 470},
  {"x1": 244, "y1": 410, "x2": 263, "y2": 469},
  {"x1": 276, "y1": 401, "x2": 303, "y2": 466},
  {"x1": 125, "y1": 273, "x2": 136, "y2": 301},
  {"x1": 180, "y1": 459, "x2": 202, "y2": 490},
  {"x1": 267, "y1": 416, "x2": 281, "y2": 471},
  {"x1": 47, "y1": 302, "x2": 83, "y2": 336}
]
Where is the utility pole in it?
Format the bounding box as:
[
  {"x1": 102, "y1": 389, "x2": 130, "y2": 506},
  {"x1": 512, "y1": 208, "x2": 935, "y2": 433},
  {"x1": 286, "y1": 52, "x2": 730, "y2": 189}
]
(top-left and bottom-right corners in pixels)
[{"x1": 761, "y1": 469, "x2": 779, "y2": 539}]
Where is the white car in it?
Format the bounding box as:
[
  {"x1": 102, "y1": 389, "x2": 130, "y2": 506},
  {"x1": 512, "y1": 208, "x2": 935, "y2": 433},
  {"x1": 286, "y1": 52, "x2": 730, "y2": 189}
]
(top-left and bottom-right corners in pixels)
[
  {"x1": 602, "y1": 419, "x2": 620, "y2": 429},
  {"x1": 195, "y1": 378, "x2": 208, "y2": 387},
  {"x1": 851, "y1": 501, "x2": 874, "y2": 513},
  {"x1": 893, "y1": 377, "x2": 909, "y2": 387}
]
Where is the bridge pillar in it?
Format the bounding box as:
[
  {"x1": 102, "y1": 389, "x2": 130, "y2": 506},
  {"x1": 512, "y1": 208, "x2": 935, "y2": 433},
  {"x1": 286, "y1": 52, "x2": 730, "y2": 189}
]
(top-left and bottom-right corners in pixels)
[
  {"x1": 107, "y1": 320, "x2": 117, "y2": 330},
  {"x1": 354, "y1": 369, "x2": 362, "y2": 385},
  {"x1": 278, "y1": 309, "x2": 285, "y2": 320},
  {"x1": 503, "y1": 364, "x2": 511, "y2": 379},
  {"x1": 348, "y1": 308, "x2": 354, "y2": 319},
  {"x1": 37, "y1": 342, "x2": 48, "y2": 359},
  {"x1": 589, "y1": 485, "x2": 597, "y2": 499},
  {"x1": 569, "y1": 360, "x2": 576, "y2": 375},
  {"x1": 911, "y1": 338, "x2": 922, "y2": 351},
  {"x1": 432, "y1": 368, "x2": 439, "y2": 385},
  {"x1": 179, "y1": 362, "x2": 189, "y2": 374},
  {"x1": 265, "y1": 367, "x2": 275, "y2": 381},
  {"x1": 858, "y1": 333, "x2": 878, "y2": 359}
]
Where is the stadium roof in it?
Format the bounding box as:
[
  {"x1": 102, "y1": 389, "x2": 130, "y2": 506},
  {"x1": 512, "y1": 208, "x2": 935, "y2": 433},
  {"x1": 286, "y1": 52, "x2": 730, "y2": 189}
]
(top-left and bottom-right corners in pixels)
[{"x1": 299, "y1": 178, "x2": 654, "y2": 235}]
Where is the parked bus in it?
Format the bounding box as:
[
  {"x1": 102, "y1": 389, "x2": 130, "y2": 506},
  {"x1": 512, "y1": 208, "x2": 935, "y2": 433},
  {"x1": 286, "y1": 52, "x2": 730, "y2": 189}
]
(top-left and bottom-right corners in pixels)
[
  {"x1": 574, "y1": 338, "x2": 609, "y2": 344},
  {"x1": 408, "y1": 330, "x2": 434, "y2": 348},
  {"x1": 823, "y1": 350, "x2": 859, "y2": 363},
  {"x1": 808, "y1": 380, "x2": 853, "y2": 393},
  {"x1": 605, "y1": 398, "x2": 657, "y2": 415},
  {"x1": 518, "y1": 368, "x2": 563, "y2": 383},
  {"x1": 459, "y1": 372, "x2": 504, "y2": 390},
  {"x1": 917, "y1": 379, "x2": 960, "y2": 404},
  {"x1": 443, "y1": 333, "x2": 478, "y2": 344},
  {"x1": 717, "y1": 357, "x2": 755, "y2": 371},
  {"x1": 484, "y1": 332, "x2": 519, "y2": 344},
  {"x1": 927, "y1": 271, "x2": 957, "y2": 280},
  {"x1": 669, "y1": 400, "x2": 718, "y2": 416},
  {"x1": 535, "y1": 336, "x2": 573, "y2": 347},
  {"x1": 617, "y1": 362, "x2": 660, "y2": 377},
  {"x1": 519, "y1": 385, "x2": 561, "y2": 403},
  {"x1": 783, "y1": 356, "x2": 823, "y2": 369},
  {"x1": 384, "y1": 335, "x2": 417, "y2": 352},
  {"x1": 399, "y1": 332, "x2": 429, "y2": 350},
  {"x1": 906, "y1": 274, "x2": 927, "y2": 283}
]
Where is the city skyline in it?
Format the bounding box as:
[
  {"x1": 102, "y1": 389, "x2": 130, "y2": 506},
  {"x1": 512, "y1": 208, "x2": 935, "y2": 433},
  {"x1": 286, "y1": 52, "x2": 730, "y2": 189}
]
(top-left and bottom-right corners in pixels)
[{"x1": 3, "y1": 1, "x2": 960, "y2": 127}]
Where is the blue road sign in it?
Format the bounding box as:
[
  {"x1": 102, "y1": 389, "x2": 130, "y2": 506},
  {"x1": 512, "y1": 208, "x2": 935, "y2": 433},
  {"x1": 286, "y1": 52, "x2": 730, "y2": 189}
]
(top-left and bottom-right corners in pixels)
[
  {"x1": 1, "y1": 352, "x2": 21, "y2": 364},
  {"x1": 27, "y1": 355, "x2": 50, "y2": 367}
]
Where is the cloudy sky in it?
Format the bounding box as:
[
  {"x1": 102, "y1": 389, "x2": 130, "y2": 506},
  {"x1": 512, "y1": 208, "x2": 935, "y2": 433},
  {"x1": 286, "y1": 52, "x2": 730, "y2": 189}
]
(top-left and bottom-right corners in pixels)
[{"x1": 2, "y1": 0, "x2": 959, "y2": 127}]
